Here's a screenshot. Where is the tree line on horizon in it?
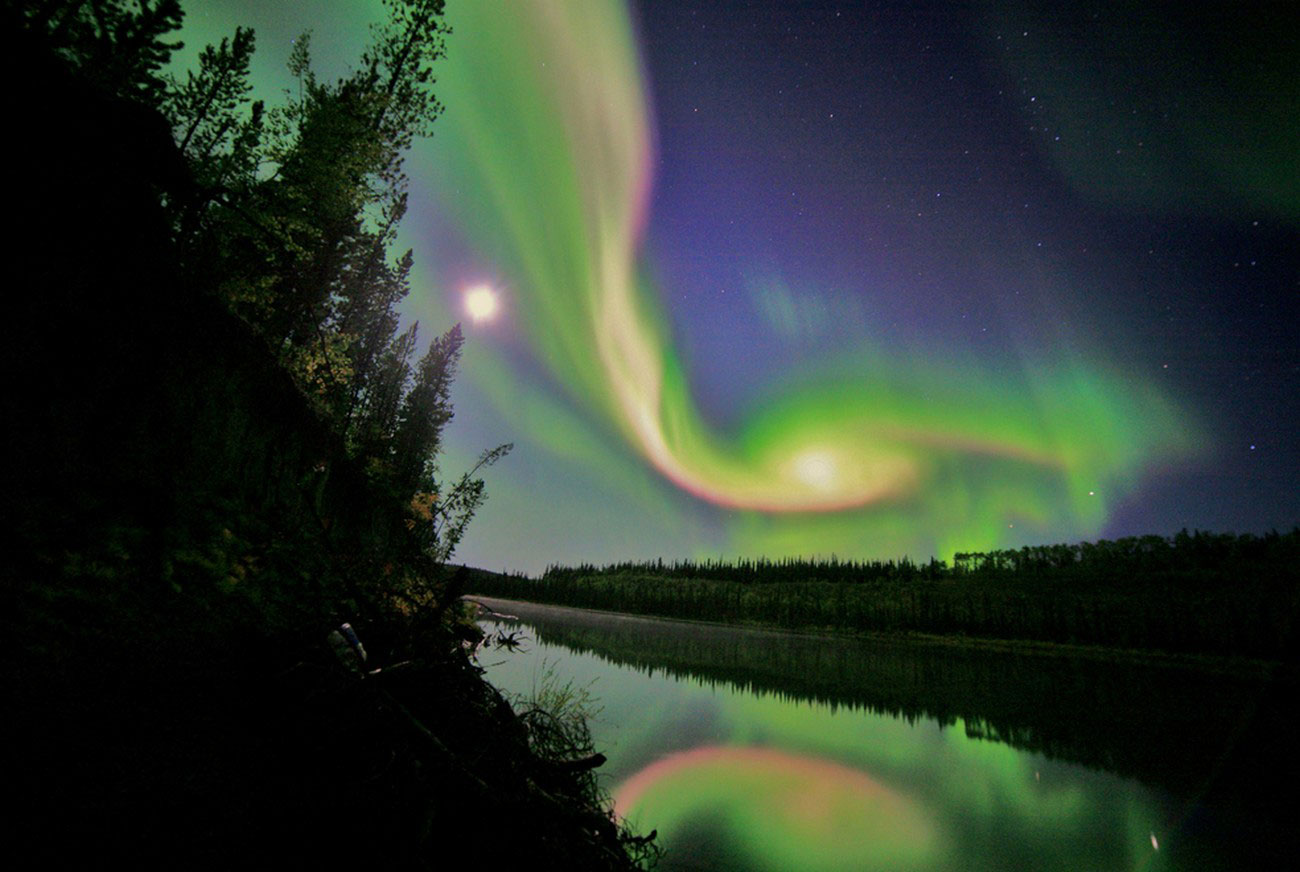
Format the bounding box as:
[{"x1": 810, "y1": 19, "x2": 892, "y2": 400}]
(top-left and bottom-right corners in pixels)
[
  {"x1": 538, "y1": 528, "x2": 1299, "y2": 585},
  {"x1": 470, "y1": 528, "x2": 1300, "y2": 660}
]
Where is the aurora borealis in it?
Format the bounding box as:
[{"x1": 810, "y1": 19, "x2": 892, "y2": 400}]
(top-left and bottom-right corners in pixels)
[{"x1": 177, "y1": 1, "x2": 1299, "y2": 571}]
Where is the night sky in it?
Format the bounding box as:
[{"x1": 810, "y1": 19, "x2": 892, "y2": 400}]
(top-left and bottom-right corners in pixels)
[{"x1": 179, "y1": 1, "x2": 1299, "y2": 573}]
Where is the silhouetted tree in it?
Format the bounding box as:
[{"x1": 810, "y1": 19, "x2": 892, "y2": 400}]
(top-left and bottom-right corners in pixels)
[
  {"x1": 11, "y1": 0, "x2": 184, "y2": 101},
  {"x1": 393, "y1": 323, "x2": 461, "y2": 491},
  {"x1": 15, "y1": 0, "x2": 502, "y2": 566},
  {"x1": 163, "y1": 25, "x2": 262, "y2": 193},
  {"x1": 158, "y1": 4, "x2": 452, "y2": 433}
]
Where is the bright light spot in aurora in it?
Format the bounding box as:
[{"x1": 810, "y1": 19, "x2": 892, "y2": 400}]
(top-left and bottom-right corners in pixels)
[
  {"x1": 464, "y1": 284, "x2": 500, "y2": 323},
  {"x1": 792, "y1": 449, "x2": 838, "y2": 492},
  {"x1": 429, "y1": 0, "x2": 1205, "y2": 559}
]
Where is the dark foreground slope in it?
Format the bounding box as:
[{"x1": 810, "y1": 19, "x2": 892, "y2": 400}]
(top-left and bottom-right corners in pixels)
[{"x1": 0, "y1": 39, "x2": 649, "y2": 869}]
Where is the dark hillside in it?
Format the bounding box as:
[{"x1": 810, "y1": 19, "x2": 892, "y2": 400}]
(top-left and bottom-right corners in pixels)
[{"x1": 1, "y1": 23, "x2": 647, "y2": 869}]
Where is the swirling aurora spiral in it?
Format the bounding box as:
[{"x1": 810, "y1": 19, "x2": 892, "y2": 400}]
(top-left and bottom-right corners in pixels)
[{"x1": 427, "y1": 0, "x2": 1200, "y2": 557}]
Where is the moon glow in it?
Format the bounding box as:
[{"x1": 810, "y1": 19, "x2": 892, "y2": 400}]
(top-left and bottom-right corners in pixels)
[{"x1": 465, "y1": 284, "x2": 500, "y2": 323}]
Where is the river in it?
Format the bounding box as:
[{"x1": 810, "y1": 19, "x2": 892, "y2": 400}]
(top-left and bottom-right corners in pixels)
[{"x1": 472, "y1": 596, "x2": 1294, "y2": 871}]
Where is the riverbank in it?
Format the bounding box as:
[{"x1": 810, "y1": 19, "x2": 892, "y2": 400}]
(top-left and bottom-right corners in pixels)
[
  {"x1": 466, "y1": 581, "x2": 1297, "y2": 681},
  {"x1": 463, "y1": 536, "x2": 1300, "y2": 669}
]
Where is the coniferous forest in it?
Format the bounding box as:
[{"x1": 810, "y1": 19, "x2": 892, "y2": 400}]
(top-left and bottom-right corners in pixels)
[
  {"x1": 469, "y1": 529, "x2": 1300, "y2": 662},
  {"x1": 1, "y1": 1, "x2": 650, "y2": 866}
]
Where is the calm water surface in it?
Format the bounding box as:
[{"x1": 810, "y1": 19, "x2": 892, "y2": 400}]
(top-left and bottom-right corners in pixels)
[{"x1": 474, "y1": 597, "x2": 1292, "y2": 871}]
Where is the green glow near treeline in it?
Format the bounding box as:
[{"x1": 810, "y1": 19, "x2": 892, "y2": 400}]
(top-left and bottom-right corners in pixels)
[{"x1": 426, "y1": 0, "x2": 1201, "y2": 560}]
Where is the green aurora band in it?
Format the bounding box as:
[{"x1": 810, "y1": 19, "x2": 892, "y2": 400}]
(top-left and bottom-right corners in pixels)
[{"x1": 428, "y1": 0, "x2": 1201, "y2": 560}]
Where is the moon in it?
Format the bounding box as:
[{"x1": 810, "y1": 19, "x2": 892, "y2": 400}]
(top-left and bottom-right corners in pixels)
[{"x1": 464, "y1": 284, "x2": 500, "y2": 323}]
